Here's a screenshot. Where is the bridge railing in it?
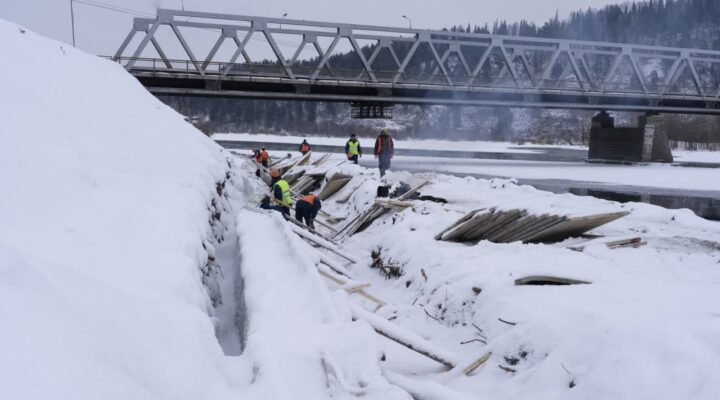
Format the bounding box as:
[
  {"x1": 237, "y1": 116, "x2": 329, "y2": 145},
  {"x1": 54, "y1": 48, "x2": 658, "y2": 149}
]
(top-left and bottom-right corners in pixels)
[
  {"x1": 111, "y1": 9, "x2": 720, "y2": 105},
  {"x1": 109, "y1": 55, "x2": 717, "y2": 99}
]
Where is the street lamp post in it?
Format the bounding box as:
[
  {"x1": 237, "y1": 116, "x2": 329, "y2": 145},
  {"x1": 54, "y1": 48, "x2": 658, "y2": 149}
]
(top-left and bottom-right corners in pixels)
[
  {"x1": 70, "y1": 0, "x2": 76, "y2": 46},
  {"x1": 401, "y1": 15, "x2": 412, "y2": 29},
  {"x1": 280, "y1": 12, "x2": 288, "y2": 29}
]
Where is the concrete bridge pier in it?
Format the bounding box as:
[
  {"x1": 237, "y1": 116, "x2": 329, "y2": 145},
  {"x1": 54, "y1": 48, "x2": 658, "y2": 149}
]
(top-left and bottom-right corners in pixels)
[{"x1": 588, "y1": 111, "x2": 673, "y2": 163}]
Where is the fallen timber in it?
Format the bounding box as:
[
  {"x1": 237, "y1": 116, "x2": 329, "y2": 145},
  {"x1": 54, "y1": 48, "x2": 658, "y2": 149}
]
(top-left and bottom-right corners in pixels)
[
  {"x1": 318, "y1": 173, "x2": 353, "y2": 200},
  {"x1": 436, "y1": 208, "x2": 630, "y2": 244},
  {"x1": 286, "y1": 211, "x2": 490, "y2": 374},
  {"x1": 336, "y1": 180, "x2": 429, "y2": 239}
]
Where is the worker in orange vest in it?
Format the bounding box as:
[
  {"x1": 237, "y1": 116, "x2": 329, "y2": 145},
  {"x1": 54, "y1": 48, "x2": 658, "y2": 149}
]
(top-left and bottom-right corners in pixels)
[
  {"x1": 295, "y1": 193, "x2": 322, "y2": 229},
  {"x1": 258, "y1": 147, "x2": 270, "y2": 167},
  {"x1": 373, "y1": 128, "x2": 394, "y2": 176},
  {"x1": 299, "y1": 139, "x2": 311, "y2": 155}
]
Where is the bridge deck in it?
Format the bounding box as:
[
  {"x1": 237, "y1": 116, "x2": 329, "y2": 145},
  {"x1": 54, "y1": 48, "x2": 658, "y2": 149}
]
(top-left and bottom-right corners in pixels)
[{"x1": 113, "y1": 9, "x2": 720, "y2": 114}]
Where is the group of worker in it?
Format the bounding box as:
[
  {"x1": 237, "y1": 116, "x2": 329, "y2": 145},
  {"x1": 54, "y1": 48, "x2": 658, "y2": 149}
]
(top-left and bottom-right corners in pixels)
[
  {"x1": 260, "y1": 169, "x2": 322, "y2": 229},
  {"x1": 256, "y1": 128, "x2": 395, "y2": 228},
  {"x1": 342, "y1": 129, "x2": 395, "y2": 177}
]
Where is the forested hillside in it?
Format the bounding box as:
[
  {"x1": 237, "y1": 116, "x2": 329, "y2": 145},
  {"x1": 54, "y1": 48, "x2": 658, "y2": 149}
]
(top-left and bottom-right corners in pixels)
[{"x1": 163, "y1": 0, "x2": 720, "y2": 147}]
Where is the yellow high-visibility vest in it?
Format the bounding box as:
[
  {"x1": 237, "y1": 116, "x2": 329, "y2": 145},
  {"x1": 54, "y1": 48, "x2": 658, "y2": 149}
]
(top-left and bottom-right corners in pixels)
[
  {"x1": 273, "y1": 179, "x2": 292, "y2": 207},
  {"x1": 347, "y1": 140, "x2": 360, "y2": 156}
]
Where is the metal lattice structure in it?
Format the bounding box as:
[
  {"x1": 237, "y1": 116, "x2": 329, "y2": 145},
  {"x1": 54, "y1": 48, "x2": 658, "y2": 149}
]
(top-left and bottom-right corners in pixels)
[{"x1": 112, "y1": 9, "x2": 720, "y2": 114}]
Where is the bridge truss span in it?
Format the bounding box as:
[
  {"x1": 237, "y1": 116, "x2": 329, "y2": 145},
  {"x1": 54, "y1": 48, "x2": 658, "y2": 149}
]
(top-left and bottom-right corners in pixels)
[{"x1": 113, "y1": 9, "x2": 720, "y2": 114}]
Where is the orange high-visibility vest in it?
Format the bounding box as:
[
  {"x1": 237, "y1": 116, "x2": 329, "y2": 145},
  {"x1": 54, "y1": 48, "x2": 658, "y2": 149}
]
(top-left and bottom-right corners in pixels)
[{"x1": 301, "y1": 194, "x2": 317, "y2": 204}]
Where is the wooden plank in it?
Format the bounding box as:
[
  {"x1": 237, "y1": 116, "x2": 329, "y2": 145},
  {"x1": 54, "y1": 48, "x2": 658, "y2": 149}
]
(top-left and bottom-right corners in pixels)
[
  {"x1": 318, "y1": 173, "x2": 353, "y2": 200},
  {"x1": 462, "y1": 352, "x2": 492, "y2": 375},
  {"x1": 316, "y1": 263, "x2": 386, "y2": 308},
  {"x1": 350, "y1": 303, "x2": 459, "y2": 369},
  {"x1": 532, "y1": 211, "x2": 629, "y2": 242},
  {"x1": 475, "y1": 209, "x2": 526, "y2": 242},
  {"x1": 434, "y1": 209, "x2": 481, "y2": 240},
  {"x1": 374, "y1": 198, "x2": 414, "y2": 209},
  {"x1": 290, "y1": 224, "x2": 358, "y2": 263},
  {"x1": 442, "y1": 211, "x2": 494, "y2": 241},
  {"x1": 516, "y1": 215, "x2": 567, "y2": 243},
  {"x1": 491, "y1": 214, "x2": 539, "y2": 243},
  {"x1": 514, "y1": 275, "x2": 591, "y2": 285},
  {"x1": 398, "y1": 180, "x2": 430, "y2": 201},
  {"x1": 311, "y1": 153, "x2": 332, "y2": 166},
  {"x1": 280, "y1": 151, "x2": 312, "y2": 179}
]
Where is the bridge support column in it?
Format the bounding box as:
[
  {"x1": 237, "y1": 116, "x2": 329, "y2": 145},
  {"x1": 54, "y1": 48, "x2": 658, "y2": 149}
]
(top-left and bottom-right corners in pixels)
[{"x1": 588, "y1": 112, "x2": 673, "y2": 163}]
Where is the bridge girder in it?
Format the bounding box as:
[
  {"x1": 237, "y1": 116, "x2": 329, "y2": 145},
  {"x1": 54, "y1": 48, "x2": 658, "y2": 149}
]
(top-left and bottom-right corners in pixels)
[{"x1": 112, "y1": 9, "x2": 720, "y2": 114}]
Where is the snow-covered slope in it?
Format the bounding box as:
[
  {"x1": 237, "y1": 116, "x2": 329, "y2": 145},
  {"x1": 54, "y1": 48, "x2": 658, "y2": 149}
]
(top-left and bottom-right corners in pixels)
[
  {"x1": 0, "y1": 19, "x2": 409, "y2": 400},
  {"x1": 0, "y1": 19, "x2": 238, "y2": 399}
]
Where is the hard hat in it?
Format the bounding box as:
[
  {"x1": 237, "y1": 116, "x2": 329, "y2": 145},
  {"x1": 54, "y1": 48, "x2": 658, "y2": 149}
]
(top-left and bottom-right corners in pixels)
[{"x1": 270, "y1": 169, "x2": 280, "y2": 178}]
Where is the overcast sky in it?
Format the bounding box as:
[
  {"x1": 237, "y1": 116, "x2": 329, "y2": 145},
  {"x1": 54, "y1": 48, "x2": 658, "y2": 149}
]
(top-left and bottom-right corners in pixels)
[{"x1": 0, "y1": 0, "x2": 621, "y2": 56}]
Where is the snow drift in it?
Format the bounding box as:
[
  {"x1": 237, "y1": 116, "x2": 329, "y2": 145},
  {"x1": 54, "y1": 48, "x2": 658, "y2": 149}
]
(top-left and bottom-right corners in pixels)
[
  {"x1": 0, "y1": 18, "x2": 243, "y2": 399},
  {"x1": 0, "y1": 19, "x2": 409, "y2": 400}
]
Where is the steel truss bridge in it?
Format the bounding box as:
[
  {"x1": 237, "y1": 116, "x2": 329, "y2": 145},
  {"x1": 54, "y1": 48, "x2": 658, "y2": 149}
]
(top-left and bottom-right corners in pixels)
[{"x1": 112, "y1": 9, "x2": 720, "y2": 115}]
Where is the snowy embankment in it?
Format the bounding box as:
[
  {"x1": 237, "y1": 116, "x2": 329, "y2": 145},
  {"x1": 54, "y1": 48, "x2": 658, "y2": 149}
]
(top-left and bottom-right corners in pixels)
[
  {"x1": 305, "y1": 161, "x2": 720, "y2": 400},
  {"x1": 0, "y1": 20, "x2": 404, "y2": 400},
  {"x1": 0, "y1": 19, "x2": 240, "y2": 398}
]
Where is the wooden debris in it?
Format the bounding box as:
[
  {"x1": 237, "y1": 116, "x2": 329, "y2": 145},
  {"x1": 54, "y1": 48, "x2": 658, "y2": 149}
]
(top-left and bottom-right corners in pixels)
[
  {"x1": 316, "y1": 263, "x2": 385, "y2": 308},
  {"x1": 567, "y1": 236, "x2": 646, "y2": 251},
  {"x1": 350, "y1": 303, "x2": 459, "y2": 370},
  {"x1": 292, "y1": 173, "x2": 325, "y2": 194},
  {"x1": 290, "y1": 224, "x2": 358, "y2": 264},
  {"x1": 397, "y1": 180, "x2": 430, "y2": 201},
  {"x1": 461, "y1": 352, "x2": 492, "y2": 375},
  {"x1": 311, "y1": 153, "x2": 332, "y2": 166},
  {"x1": 514, "y1": 275, "x2": 591, "y2": 286},
  {"x1": 374, "y1": 198, "x2": 414, "y2": 210},
  {"x1": 280, "y1": 151, "x2": 312, "y2": 179},
  {"x1": 436, "y1": 209, "x2": 629, "y2": 244},
  {"x1": 318, "y1": 173, "x2": 353, "y2": 200}
]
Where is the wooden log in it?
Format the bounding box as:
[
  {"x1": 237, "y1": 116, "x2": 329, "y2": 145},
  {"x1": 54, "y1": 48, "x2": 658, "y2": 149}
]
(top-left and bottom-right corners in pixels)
[
  {"x1": 350, "y1": 303, "x2": 459, "y2": 369},
  {"x1": 514, "y1": 275, "x2": 591, "y2": 286},
  {"x1": 461, "y1": 352, "x2": 492, "y2": 375},
  {"x1": 316, "y1": 263, "x2": 386, "y2": 308},
  {"x1": 290, "y1": 224, "x2": 358, "y2": 263}
]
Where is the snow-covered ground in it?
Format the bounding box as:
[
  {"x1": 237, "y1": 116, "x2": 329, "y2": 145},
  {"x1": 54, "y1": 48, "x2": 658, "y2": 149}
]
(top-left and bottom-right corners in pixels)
[
  {"x1": 4, "y1": 17, "x2": 720, "y2": 400},
  {"x1": 298, "y1": 160, "x2": 720, "y2": 400},
  {"x1": 0, "y1": 19, "x2": 403, "y2": 400}
]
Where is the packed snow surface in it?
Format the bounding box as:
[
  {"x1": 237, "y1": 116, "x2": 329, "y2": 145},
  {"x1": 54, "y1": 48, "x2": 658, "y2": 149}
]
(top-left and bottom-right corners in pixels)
[
  {"x1": 4, "y1": 17, "x2": 720, "y2": 400},
  {"x1": 0, "y1": 19, "x2": 402, "y2": 400}
]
